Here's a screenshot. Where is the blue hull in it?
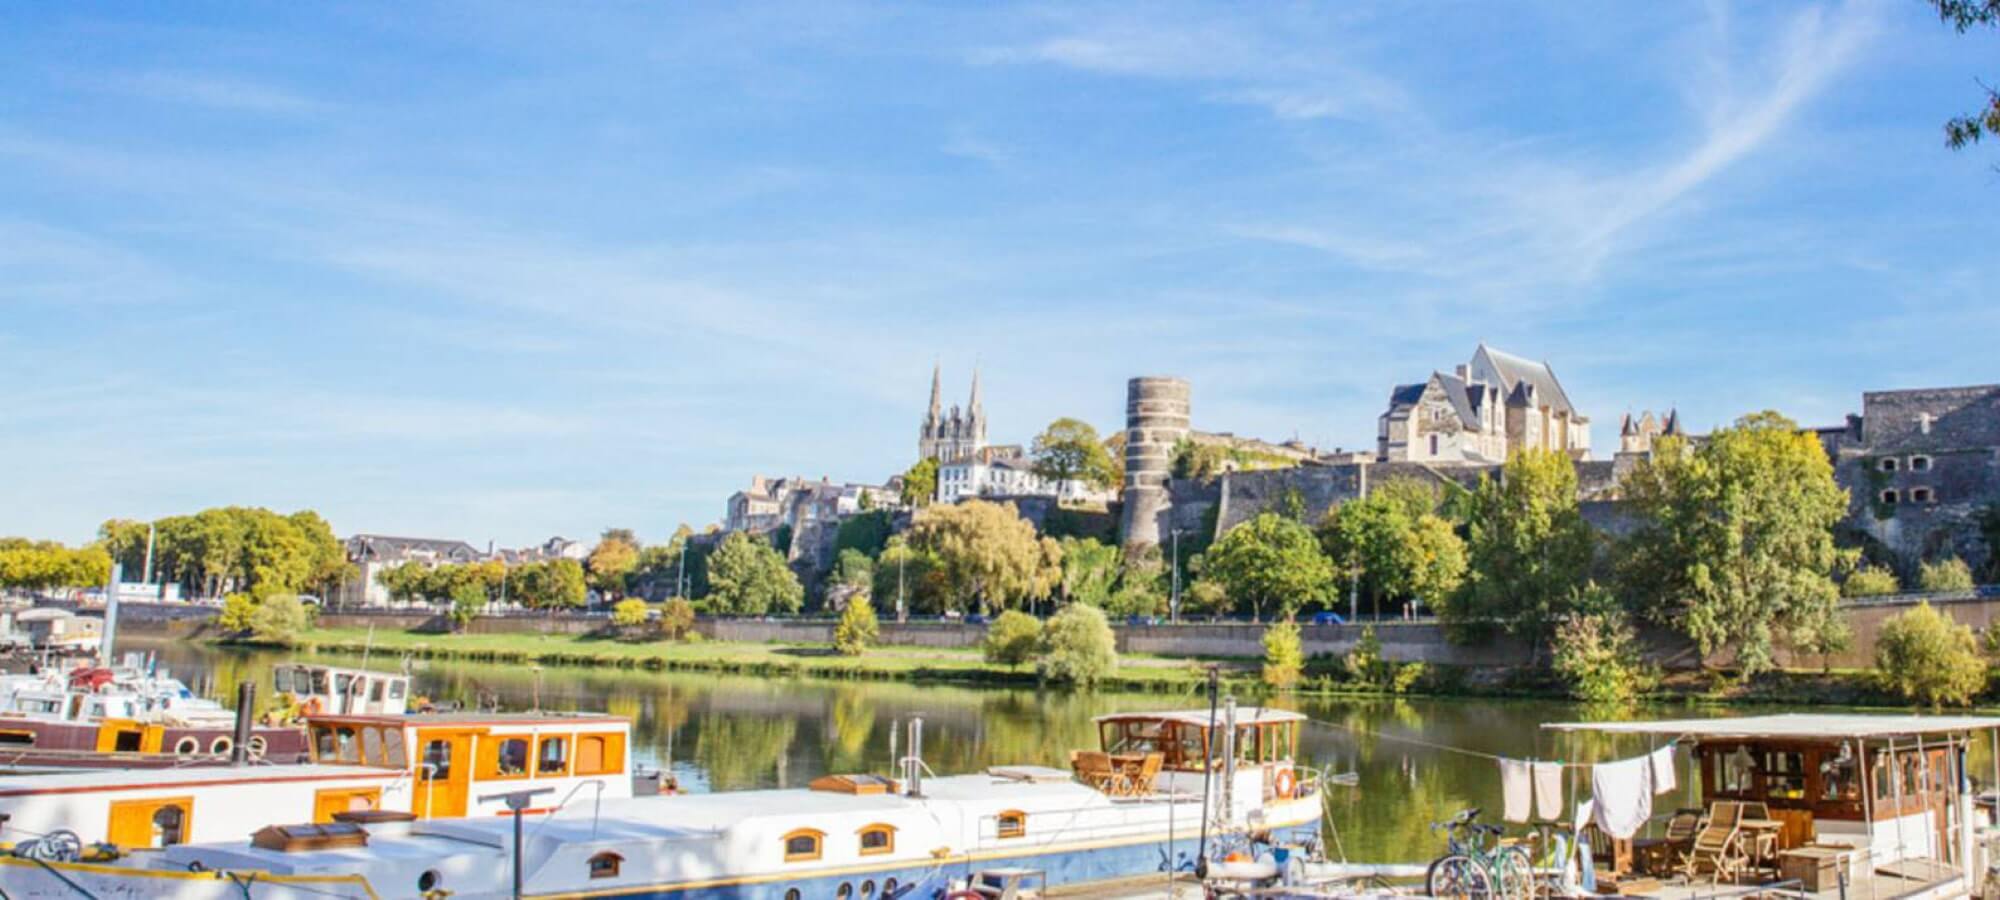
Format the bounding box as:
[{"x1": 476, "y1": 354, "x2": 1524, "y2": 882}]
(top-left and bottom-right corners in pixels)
[{"x1": 567, "y1": 820, "x2": 1322, "y2": 900}]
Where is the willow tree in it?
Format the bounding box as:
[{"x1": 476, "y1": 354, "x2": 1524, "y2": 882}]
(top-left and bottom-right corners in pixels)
[
  {"x1": 1619, "y1": 411, "x2": 1849, "y2": 675},
  {"x1": 905, "y1": 500, "x2": 1061, "y2": 613}
]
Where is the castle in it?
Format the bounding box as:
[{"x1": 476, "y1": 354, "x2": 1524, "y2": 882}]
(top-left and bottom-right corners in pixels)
[
  {"x1": 918, "y1": 364, "x2": 987, "y2": 463},
  {"x1": 1377, "y1": 344, "x2": 1591, "y2": 463}
]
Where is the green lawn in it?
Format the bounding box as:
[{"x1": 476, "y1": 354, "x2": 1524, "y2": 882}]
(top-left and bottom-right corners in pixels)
[{"x1": 282, "y1": 626, "x2": 1227, "y2": 691}]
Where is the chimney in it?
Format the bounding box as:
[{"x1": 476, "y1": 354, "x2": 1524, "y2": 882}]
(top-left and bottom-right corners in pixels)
[{"x1": 1455, "y1": 364, "x2": 1470, "y2": 380}]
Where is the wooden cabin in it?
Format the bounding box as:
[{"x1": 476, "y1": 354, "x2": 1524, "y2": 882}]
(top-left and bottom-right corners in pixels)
[{"x1": 1089, "y1": 708, "x2": 1313, "y2": 813}]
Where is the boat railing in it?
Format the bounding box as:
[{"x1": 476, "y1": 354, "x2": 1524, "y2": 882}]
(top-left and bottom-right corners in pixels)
[{"x1": 528, "y1": 778, "x2": 609, "y2": 841}]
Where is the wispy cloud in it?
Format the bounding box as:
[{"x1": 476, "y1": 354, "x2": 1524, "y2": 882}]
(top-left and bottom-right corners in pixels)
[{"x1": 100, "y1": 71, "x2": 322, "y2": 114}]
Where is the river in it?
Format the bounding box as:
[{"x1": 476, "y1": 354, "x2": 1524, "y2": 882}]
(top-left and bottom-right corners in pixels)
[{"x1": 122, "y1": 637, "x2": 1888, "y2": 862}]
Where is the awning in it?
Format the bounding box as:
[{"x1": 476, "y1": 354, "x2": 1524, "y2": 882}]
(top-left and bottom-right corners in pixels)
[{"x1": 1542, "y1": 713, "x2": 2000, "y2": 740}]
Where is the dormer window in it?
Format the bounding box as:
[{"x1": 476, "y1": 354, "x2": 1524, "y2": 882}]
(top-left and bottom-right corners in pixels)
[
  {"x1": 1880, "y1": 458, "x2": 1899, "y2": 472},
  {"x1": 1882, "y1": 490, "x2": 1900, "y2": 505},
  {"x1": 1912, "y1": 488, "x2": 1934, "y2": 503},
  {"x1": 784, "y1": 828, "x2": 825, "y2": 862},
  {"x1": 996, "y1": 810, "x2": 1026, "y2": 839},
  {"x1": 588, "y1": 852, "x2": 622, "y2": 879},
  {"x1": 1910, "y1": 456, "x2": 1933, "y2": 472}
]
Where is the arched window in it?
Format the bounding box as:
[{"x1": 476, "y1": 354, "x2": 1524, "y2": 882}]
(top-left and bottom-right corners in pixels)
[
  {"x1": 996, "y1": 810, "x2": 1026, "y2": 839},
  {"x1": 1911, "y1": 455, "x2": 1933, "y2": 472},
  {"x1": 783, "y1": 828, "x2": 825, "y2": 862},
  {"x1": 858, "y1": 823, "x2": 896, "y2": 856},
  {"x1": 588, "y1": 851, "x2": 622, "y2": 880}
]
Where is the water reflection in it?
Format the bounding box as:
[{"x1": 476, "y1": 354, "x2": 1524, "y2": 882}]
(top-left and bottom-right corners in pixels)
[{"x1": 127, "y1": 638, "x2": 1965, "y2": 864}]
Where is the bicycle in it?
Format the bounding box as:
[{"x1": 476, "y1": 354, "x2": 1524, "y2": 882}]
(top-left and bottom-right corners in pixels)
[{"x1": 1424, "y1": 807, "x2": 1537, "y2": 900}]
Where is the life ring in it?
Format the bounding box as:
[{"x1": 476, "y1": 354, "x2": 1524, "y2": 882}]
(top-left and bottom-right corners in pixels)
[{"x1": 1273, "y1": 766, "x2": 1297, "y2": 799}]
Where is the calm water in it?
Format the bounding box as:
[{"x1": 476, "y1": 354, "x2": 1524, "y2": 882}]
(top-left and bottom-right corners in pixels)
[{"x1": 122, "y1": 637, "x2": 1892, "y2": 862}]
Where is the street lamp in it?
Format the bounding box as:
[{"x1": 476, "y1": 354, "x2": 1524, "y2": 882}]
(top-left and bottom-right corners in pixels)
[{"x1": 1169, "y1": 528, "x2": 1183, "y2": 624}]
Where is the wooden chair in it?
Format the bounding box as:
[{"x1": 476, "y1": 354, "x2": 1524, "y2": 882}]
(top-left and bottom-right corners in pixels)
[
  {"x1": 1677, "y1": 801, "x2": 1745, "y2": 884},
  {"x1": 1636, "y1": 809, "x2": 1703, "y2": 875},
  {"x1": 1116, "y1": 753, "x2": 1163, "y2": 797},
  {"x1": 1070, "y1": 750, "x2": 1117, "y2": 792}
]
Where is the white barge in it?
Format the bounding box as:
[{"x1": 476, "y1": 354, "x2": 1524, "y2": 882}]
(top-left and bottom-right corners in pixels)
[{"x1": 0, "y1": 706, "x2": 1323, "y2": 899}]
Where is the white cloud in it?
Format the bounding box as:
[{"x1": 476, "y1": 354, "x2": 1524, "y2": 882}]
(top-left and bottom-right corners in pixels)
[{"x1": 102, "y1": 71, "x2": 322, "y2": 114}]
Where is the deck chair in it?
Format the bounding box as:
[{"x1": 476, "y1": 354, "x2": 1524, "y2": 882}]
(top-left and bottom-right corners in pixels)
[
  {"x1": 1636, "y1": 809, "x2": 1702, "y2": 875},
  {"x1": 1115, "y1": 752, "x2": 1164, "y2": 797},
  {"x1": 1070, "y1": 750, "x2": 1117, "y2": 792},
  {"x1": 1677, "y1": 800, "x2": 1744, "y2": 884}
]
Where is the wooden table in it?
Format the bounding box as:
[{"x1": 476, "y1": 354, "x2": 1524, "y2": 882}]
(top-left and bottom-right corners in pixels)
[{"x1": 1738, "y1": 819, "x2": 1784, "y2": 876}]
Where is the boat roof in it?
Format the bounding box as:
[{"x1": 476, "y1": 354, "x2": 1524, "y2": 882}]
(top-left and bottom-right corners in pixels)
[
  {"x1": 1543, "y1": 713, "x2": 2000, "y2": 740},
  {"x1": 0, "y1": 763, "x2": 395, "y2": 796},
  {"x1": 307, "y1": 712, "x2": 625, "y2": 727},
  {"x1": 1094, "y1": 707, "x2": 1306, "y2": 727}
]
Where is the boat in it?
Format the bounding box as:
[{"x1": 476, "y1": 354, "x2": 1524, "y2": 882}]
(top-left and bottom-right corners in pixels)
[
  {"x1": 0, "y1": 708, "x2": 637, "y2": 851},
  {"x1": 0, "y1": 659, "x2": 311, "y2": 763},
  {"x1": 0, "y1": 704, "x2": 1322, "y2": 898}
]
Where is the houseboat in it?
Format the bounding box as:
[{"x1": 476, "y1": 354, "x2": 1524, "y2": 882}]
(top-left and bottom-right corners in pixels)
[
  {"x1": 1545, "y1": 713, "x2": 2000, "y2": 900},
  {"x1": 0, "y1": 709, "x2": 635, "y2": 852},
  {"x1": 0, "y1": 706, "x2": 1322, "y2": 899},
  {"x1": 0, "y1": 662, "x2": 310, "y2": 762}
]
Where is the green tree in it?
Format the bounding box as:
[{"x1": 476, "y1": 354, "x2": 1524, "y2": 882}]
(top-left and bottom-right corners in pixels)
[
  {"x1": 705, "y1": 532, "x2": 804, "y2": 615},
  {"x1": 1454, "y1": 449, "x2": 1596, "y2": 648},
  {"x1": 218, "y1": 593, "x2": 258, "y2": 631},
  {"x1": 906, "y1": 500, "x2": 1061, "y2": 613},
  {"x1": 611, "y1": 597, "x2": 649, "y2": 629},
  {"x1": 1929, "y1": 1, "x2": 2000, "y2": 150},
  {"x1": 1105, "y1": 579, "x2": 1164, "y2": 619},
  {"x1": 833, "y1": 594, "x2": 879, "y2": 655},
  {"x1": 1030, "y1": 418, "x2": 1119, "y2": 493},
  {"x1": 249, "y1": 594, "x2": 312, "y2": 645},
  {"x1": 1202, "y1": 513, "x2": 1336, "y2": 621},
  {"x1": 1920, "y1": 556, "x2": 1977, "y2": 592},
  {"x1": 1844, "y1": 566, "x2": 1902, "y2": 597},
  {"x1": 587, "y1": 534, "x2": 640, "y2": 601},
  {"x1": 1619, "y1": 414, "x2": 1848, "y2": 675},
  {"x1": 900, "y1": 458, "x2": 939, "y2": 508},
  {"x1": 1318, "y1": 477, "x2": 1465, "y2": 619},
  {"x1": 512, "y1": 559, "x2": 588, "y2": 610},
  {"x1": 983, "y1": 610, "x2": 1043, "y2": 667},
  {"x1": 1261, "y1": 619, "x2": 1304, "y2": 690},
  {"x1": 1171, "y1": 439, "x2": 1232, "y2": 480},
  {"x1": 449, "y1": 581, "x2": 486, "y2": 630},
  {"x1": 0, "y1": 540, "x2": 110, "y2": 591},
  {"x1": 1056, "y1": 536, "x2": 1120, "y2": 607},
  {"x1": 873, "y1": 536, "x2": 948, "y2": 615},
  {"x1": 1550, "y1": 605, "x2": 1657, "y2": 706},
  {"x1": 659, "y1": 598, "x2": 697, "y2": 639},
  {"x1": 1037, "y1": 603, "x2": 1117, "y2": 687},
  {"x1": 1875, "y1": 601, "x2": 1988, "y2": 708},
  {"x1": 833, "y1": 510, "x2": 893, "y2": 558}
]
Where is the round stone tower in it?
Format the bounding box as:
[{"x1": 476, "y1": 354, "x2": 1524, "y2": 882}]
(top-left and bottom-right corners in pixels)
[{"x1": 1120, "y1": 376, "x2": 1190, "y2": 550}]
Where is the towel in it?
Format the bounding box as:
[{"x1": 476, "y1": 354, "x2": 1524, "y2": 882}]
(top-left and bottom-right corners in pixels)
[
  {"x1": 1650, "y1": 745, "x2": 1677, "y2": 796},
  {"x1": 1591, "y1": 755, "x2": 1652, "y2": 839},
  {"x1": 1500, "y1": 758, "x2": 1533, "y2": 823},
  {"x1": 1573, "y1": 799, "x2": 1597, "y2": 894},
  {"x1": 1533, "y1": 761, "x2": 1564, "y2": 821}
]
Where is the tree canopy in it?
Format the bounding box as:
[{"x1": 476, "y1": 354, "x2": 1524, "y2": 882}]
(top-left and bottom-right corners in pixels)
[
  {"x1": 587, "y1": 533, "x2": 640, "y2": 600},
  {"x1": 1031, "y1": 418, "x2": 1119, "y2": 491},
  {"x1": 95, "y1": 507, "x2": 347, "y2": 599},
  {"x1": 1930, "y1": 1, "x2": 2000, "y2": 150},
  {"x1": 905, "y1": 500, "x2": 1061, "y2": 613},
  {"x1": 1451, "y1": 450, "x2": 1596, "y2": 644},
  {"x1": 900, "y1": 458, "x2": 939, "y2": 508},
  {"x1": 705, "y1": 532, "x2": 803, "y2": 615},
  {"x1": 0, "y1": 539, "x2": 111, "y2": 590},
  {"x1": 1619, "y1": 412, "x2": 1848, "y2": 674},
  {"x1": 1202, "y1": 512, "x2": 1336, "y2": 620},
  {"x1": 1317, "y1": 477, "x2": 1466, "y2": 619}
]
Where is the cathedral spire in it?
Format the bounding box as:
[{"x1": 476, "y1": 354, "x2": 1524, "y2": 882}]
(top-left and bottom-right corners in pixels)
[
  {"x1": 969, "y1": 366, "x2": 983, "y2": 417},
  {"x1": 927, "y1": 362, "x2": 942, "y2": 422}
]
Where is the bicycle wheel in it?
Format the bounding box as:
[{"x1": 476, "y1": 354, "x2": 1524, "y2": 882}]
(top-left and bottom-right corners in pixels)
[
  {"x1": 1426, "y1": 854, "x2": 1493, "y2": 900},
  {"x1": 1495, "y1": 845, "x2": 1537, "y2": 900}
]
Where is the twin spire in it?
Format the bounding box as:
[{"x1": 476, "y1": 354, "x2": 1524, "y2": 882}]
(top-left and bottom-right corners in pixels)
[{"x1": 925, "y1": 362, "x2": 981, "y2": 423}]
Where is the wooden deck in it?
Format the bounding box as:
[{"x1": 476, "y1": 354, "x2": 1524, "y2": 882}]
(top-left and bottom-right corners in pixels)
[{"x1": 1634, "y1": 864, "x2": 1965, "y2": 900}]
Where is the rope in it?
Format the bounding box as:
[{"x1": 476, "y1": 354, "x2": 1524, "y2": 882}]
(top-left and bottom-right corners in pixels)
[{"x1": 1304, "y1": 717, "x2": 1688, "y2": 769}]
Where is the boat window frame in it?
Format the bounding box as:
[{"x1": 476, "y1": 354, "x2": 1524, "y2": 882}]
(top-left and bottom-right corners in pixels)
[
  {"x1": 996, "y1": 810, "x2": 1027, "y2": 839},
  {"x1": 588, "y1": 851, "x2": 622, "y2": 879},
  {"x1": 857, "y1": 823, "x2": 896, "y2": 856},
  {"x1": 783, "y1": 828, "x2": 825, "y2": 862}
]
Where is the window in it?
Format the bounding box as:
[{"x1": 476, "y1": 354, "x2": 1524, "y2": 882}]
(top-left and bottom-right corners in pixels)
[
  {"x1": 996, "y1": 810, "x2": 1026, "y2": 839},
  {"x1": 538, "y1": 736, "x2": 570, "y2": 776},
  {"x1": 1882, "y1": 490, "x2": 1899, "y2": 505},
  {"x1": 274, "y1": 667, "x2": 296, "y2": 694},
  {"x1": 389, "y1": 680, "x2": 406, "y2": 700},
  {"x1": 588, "y1": 852, "x2": 622, "y2": 880},
  {"x1": 858, "y1": 824, "x2": 896, "y2": 855},
  {"x1": 370, "y1": 680, "x2": 386, "y2": 702},
  {"x1": 422, "y1": 739, "x2": 453, "y2": 780},
  {"x1": 382, "y1": 729, "x2": 407, "y2": 768},
  {"x1": 153, "y1": 806, "x2": 187, "y2": 846},
  {"x1": 493, "y1": 738, "x2": 529, "y2": 776},
  {"x1": 1912, "y1": 488, "x2": 1934, "y2": 503},
  {"x1": 1880, "y1": 457, "x2": 1899, "y2": 472},
  {"x1": 210, "y1": 737, "x2": 233, "y2": 756},
  {"x1": 335, "y1": 727, "x2": 361, "y2": 763},
  {"x1": 361, "y1": 729, "x2": 382, "y2": 766},
  {"x1": 107, "y1": 797, "x2": 193, "y2": 849},
  {"x1": 783, "y1": 828, "x2": 825, "y2": 862},
  {"x1": 1911, "y1": 455, "x2": 1933, "y2": 471},
  {"x1": 173, "y1": 736, "x2": 198, "y2": 755},
  {"x1": 1428, "y1": 434, "x2": 1439, "y2": 456}
]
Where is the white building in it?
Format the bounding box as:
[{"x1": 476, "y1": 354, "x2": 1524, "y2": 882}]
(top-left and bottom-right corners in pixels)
[{"x1": 938, "y1": 451, "x2": 1115, "y2": 504}]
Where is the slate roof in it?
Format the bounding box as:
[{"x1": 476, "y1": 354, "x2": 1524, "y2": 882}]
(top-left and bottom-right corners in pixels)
[
  {"x1": 1477, "y1": 344, "x2": 1578, "y2": 417},
  {"x1": 346, "y1": 534, "x2": 482, "y2": 562}
]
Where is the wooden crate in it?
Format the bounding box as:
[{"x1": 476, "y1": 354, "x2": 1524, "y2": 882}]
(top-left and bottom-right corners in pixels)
[{"x1": 1778, "y1": 846, "x2": 1852, "y2": 893}]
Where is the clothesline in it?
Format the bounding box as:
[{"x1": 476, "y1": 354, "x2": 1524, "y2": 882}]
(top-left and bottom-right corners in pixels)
[{"x1": 1302, "y1": 716, "x2": 1689, "y2": 768}]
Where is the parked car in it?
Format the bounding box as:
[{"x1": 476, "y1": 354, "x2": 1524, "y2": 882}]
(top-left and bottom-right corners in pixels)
[{"x1": 1311, "y1": 611, "x2": 1345, "y2": 625}]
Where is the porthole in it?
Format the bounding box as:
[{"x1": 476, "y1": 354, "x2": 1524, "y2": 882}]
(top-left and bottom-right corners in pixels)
[
  {"x1": 209, "y1": 737, "x2": 233, "y2": 756},
  {"x1": 173, "y1": 737, "x2": 200, "y2": 756},
  {"x1": 862, "y1": 880, "x2": 877, "y2": 898},
  {"x1": 883, "y1": 877, "x2": 899, "y2": 898},
  {"x1": 248, "y1": 736, "x2": 268, "y2": 757},
  {"x1": 417, "y1": 870, "x2": 441, "y2": 892},
  {"x1": 838, "y1": 883, "x2": 853, "y2": 899},
  {"x1": 785, "y1": 890, "x2": 802, "y2": 900}
]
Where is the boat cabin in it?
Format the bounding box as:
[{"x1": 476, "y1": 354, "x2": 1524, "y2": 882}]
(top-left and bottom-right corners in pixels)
[
  {"x1": 1547, "y1": 714, "x2": 2000, "y2": 899},
  {"x1": 1087, "y1": 708, "x2": 1313, "y2": 810},
  {"x1": 304, "y1": 712, "x2": 635, "y2": 819},
  {"x1": 275, "y1": 663, "x2": 410, "y2": 717}
]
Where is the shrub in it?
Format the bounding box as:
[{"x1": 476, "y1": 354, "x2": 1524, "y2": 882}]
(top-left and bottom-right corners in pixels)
[
  {"x1": 1920, "y1": 556, "x2": 1976, "y2": 593},
  {"x1": 1104, "y1": 579, "x2": 1164, "y2": 619},
  {"x1": 1549, "y1": 610, "x2": 1658, "y2": 706},
  {"x1": 218, "y1": 593, "x2": 257, "y2": 631},
  {"x1": 1875, "y1": 601, "x2": 1987, "y2": 708},
  {"x1": 1843, "y1": 566, "x2": 1901, "y2": 598},
  {"x1": 249, "y1": 594, "x2": 312, "y2": 646},
  {"x1": 611, "y1": 598, "x2": 649, "y2": 629},
  {"x1": 1341, "y1": 626, "x2": 1425, "y2": 693},
  {"x1": 449, "y1": 582, "x2": 486, "y2": 630},
  {"x1": 1261, "y1": 620, "x2": 1304, "y2": 690},
  {"x1": 833, "y1": 595, "x2": 879, "y2": 656},
  {"x1": 659, "y1": 598, "x2": 697, "y2": 640},
  {"x1": 1038, "y1": 603, "x2": 1117, "y2": 687},
  {"x1": 983, "y1": 610, "x2": 1043, "y2": 668}
]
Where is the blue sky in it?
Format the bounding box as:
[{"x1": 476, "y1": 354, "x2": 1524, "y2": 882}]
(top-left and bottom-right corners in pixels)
[{"x1": 3, "y1": 1, "x2": 1995, "y2": 548}]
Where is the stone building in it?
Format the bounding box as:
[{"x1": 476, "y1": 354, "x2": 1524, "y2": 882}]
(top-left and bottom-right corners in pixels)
[
  {"x1": 1817, "y1": 384, "x2": 2000, "y2": 574},
  {"x1": 335, "y1": 534, "x2": 484, "y2": 607},
  {"x1": 919, "y1": 364, "x2": 987, "y2": 464},
  {"x1": 1377, "y1": 345, "x2": 1591, "y2": 464},
  {"x1": 724, "y1": 476, "x2": 894, "y2": 535}
]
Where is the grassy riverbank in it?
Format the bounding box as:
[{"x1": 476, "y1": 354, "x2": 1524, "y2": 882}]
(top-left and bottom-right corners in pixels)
[{"x1": 268, "y1": 626, "x2": 1235, "y2": 692}]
